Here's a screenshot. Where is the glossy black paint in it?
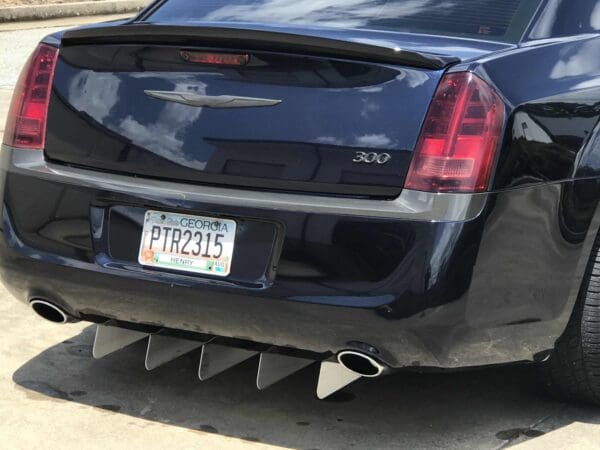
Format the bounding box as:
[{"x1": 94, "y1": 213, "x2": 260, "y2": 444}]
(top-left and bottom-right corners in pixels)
[
  {"x1": 60, "y1": 24, "x2": 461, "y2": 69},
  {"x1": 5, "y1": 2, "x2": 600, "y2": 368},
  {"x1": 45, "y1": 14, "x2": 600, "y2": 195},
  {"x1": 1, "y1": 146, "x2": 599, "y2": 368},
  {"x1": 46, "y1": 42, "x2": 442, "y2": 197},
  {"x1": 465, "y1": 35, "x2": 600, "y2": 189}
]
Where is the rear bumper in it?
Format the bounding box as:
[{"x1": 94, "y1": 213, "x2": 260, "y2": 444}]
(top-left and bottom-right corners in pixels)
[{"x1": 0, "y1": 146, "x2": 596, "y2": 369}]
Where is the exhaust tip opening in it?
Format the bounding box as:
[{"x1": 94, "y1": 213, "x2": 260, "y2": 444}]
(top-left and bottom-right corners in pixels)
[
  {"x1": 337, "y1": 351, "x2": 385, "y2": 378},
  {"x1": 30, "y1": 300, "x2": 68, "y2": 324}
]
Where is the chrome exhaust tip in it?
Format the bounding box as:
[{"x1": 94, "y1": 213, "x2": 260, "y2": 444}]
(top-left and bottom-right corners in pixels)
[
  {"x1": 337, "y1": 350, "x2": 385, "y2": 378},
  {"x1": 30, "y1": 299, "x2": 71, "y2": 324}
]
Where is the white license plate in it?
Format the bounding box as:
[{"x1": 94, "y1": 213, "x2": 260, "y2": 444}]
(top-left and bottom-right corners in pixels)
[{"x1": 138, "y1": 210, "x2": 236, "y2": 277}]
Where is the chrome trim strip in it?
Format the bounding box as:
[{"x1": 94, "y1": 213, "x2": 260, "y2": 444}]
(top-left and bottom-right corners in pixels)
[
  {"x1": 3, "y1": 147, "x2": 487, "y2": 222},
  {"x1": 144, "y1": 90, "x2": 282, "y2": 108}
]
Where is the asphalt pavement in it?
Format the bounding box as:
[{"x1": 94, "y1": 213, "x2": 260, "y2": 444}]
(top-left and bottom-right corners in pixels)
[{"x1": 1, "y1": 15, "x2": 600, "y2": 450}]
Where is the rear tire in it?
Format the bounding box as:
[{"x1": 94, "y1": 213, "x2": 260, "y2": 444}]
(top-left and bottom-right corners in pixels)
[{"x1": 539, "y1": 236, "x2": 600, "y2": 405}]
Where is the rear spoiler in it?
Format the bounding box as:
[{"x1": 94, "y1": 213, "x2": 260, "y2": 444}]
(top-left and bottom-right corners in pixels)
[{"x1": 61, "y1": 24, "x2": 460, "y2": 70}]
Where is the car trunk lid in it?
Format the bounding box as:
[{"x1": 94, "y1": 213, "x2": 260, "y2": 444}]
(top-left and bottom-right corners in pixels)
[{"x1": 44, "y1": 23, "x2": 510, "y2": 197}]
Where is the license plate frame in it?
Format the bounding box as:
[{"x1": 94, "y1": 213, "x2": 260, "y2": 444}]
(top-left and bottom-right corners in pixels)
[{"x1": 138, "y1": 210, "x2": 236, "y2": 277}]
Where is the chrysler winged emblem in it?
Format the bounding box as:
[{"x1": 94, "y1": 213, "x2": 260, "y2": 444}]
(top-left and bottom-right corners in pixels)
[{"x1": 144, "y1": 90, "x2": 282, "y2": 108}]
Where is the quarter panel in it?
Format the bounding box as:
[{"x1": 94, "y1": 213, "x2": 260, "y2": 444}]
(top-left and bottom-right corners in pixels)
[{"x1": 467, "y1": 36, "x2": 600, "y2": 189}]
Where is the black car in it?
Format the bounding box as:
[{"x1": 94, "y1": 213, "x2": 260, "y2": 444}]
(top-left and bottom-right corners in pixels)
[{"x1": 4, "y1": 0, "x2": 600, "y2": 402}]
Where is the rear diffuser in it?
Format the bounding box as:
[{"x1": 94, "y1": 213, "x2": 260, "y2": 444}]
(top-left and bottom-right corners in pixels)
[{"x1": 92, "y1": 325, "x2": 366, "y2": 398}]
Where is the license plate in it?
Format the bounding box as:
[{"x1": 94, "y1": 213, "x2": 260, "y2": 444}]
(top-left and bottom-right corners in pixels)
[{"x1": 138, "y1": 210, "x2": 236, "y2": 277}]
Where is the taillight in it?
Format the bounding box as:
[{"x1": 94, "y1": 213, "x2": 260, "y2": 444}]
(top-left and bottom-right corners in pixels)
[
  {"x1": 405, "y1": 72, "x2": 504, "y2": 193},
  {"x1": 180, "y1": 50, "x2": 249, "y2": 66},
  {"x1": 3, "y1": 43, "x2": 58, "y2": 150}
]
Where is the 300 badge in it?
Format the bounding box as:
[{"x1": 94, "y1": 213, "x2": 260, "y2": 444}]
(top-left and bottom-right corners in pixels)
[{"x1": 352, "y1": 151, "x2": 392, "y2": 164}]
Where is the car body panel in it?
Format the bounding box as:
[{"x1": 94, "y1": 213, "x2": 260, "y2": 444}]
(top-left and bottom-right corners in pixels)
[
  {"x1": 5, "y1": 1, "x2": 600, "y2": 371},
  {"x1": 46, "y1": 42, "x2": 441, "y2": 197},
  {"x1": 457, "y1": 35, "x2": 600, "y2": 190},
  {"x1": 1, "y1": 147, "x2": 599, "y2": 368},
  {"x1": 42, "y1": 21, "x2": 517, "y2": 198}
]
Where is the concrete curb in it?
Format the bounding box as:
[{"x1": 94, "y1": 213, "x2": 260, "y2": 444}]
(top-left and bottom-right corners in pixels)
[{"x1": 0, "y1": 0, "x2": 148, "y2": 23}]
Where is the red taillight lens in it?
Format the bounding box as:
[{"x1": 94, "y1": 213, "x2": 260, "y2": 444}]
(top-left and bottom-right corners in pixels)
[
  {"x1": 3, "y1": 44, "x2": 58, "y2": 150},
  {"x1": 405, "y1": 72, "x2": 504, "y2": 193},
  {"x1": 180, "y1": 50, "x2": 249, "y2": 66}
]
